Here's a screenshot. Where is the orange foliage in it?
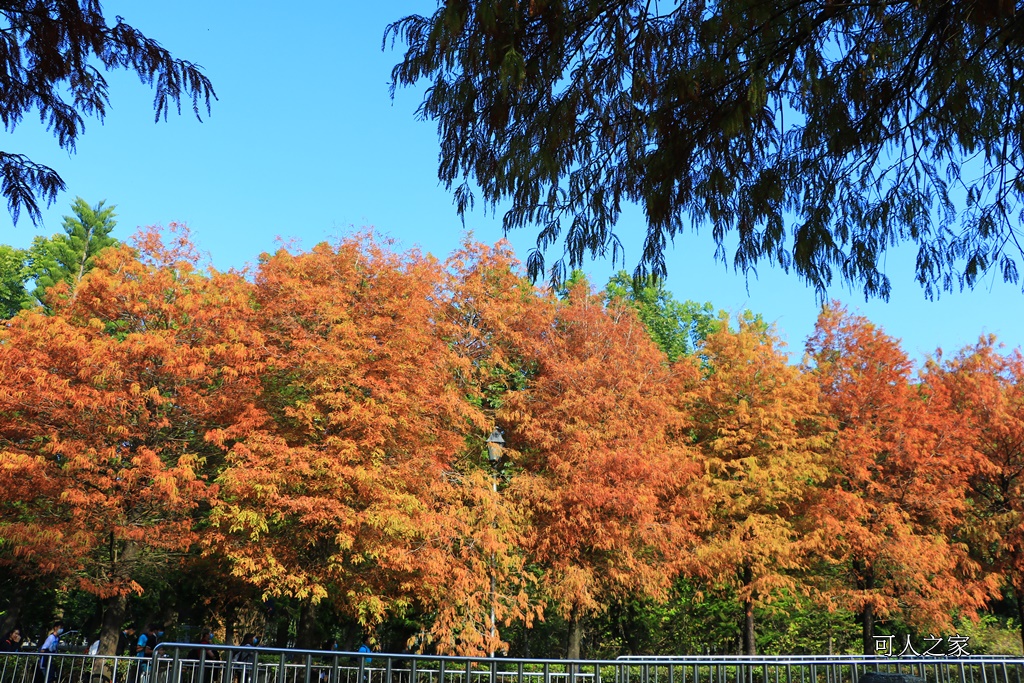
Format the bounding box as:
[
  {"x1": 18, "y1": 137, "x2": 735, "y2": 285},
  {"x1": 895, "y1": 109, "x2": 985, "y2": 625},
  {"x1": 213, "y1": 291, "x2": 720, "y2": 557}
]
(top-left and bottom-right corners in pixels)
[
  {"x1": 804, "y1": 303, "x2": 997, "y2": 652},
  {"x1": 927, "y1": 337, "x2": 1024, "y2": 643},
  {"x1": 211, "y1": 237, "x2": 534, "y2": 655},
  {"x1": 683, "y1": 319, "x2": 831, "y2": 653},
  {"x1": 4, "y1": 228, "x2": 1017, "y2": 656},
  {"x1": 0, "y1": 225, "x2": 262, "y2": 597},
  {"x1": 501, "y1": 282, "x2": 700, "y2": 633}
]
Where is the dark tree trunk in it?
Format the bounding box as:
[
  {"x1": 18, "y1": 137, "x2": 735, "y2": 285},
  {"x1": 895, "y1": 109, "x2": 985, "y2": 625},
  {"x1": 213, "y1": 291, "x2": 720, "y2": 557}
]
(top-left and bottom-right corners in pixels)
[
  {"x1": 618, "y1": 601, "x2": 641, "y2": 656},
  {"x1": 861, "y1": 603, "x2": 875, "y2": 655},
  {"x1": 274, "y1": 612, "x2": 291, "y2": 648},
  {"x1": 742, "y1": 597, "x2": 756, "y2": 656},
  {"x1": 99, "y1": 594, "x2": 128, "y2": 655},
  {"x1": 741, "y1": 564, "x2": 756, "y2": 656},
  {"x1": 566, "y1": 606, "x2": 583, "y2": 660},
  {"x1": 0, "y1": 582, "x2": 25, "y2": 637},
  {"x1": 225, "y1": 608, "x2": 237, "y2": 646},
  {"x1": 854, "y1": 558, "x2": 876, "y2": 655},
  {"x1": 296, "y1": 601, "x2": 320, "y2": 650}
]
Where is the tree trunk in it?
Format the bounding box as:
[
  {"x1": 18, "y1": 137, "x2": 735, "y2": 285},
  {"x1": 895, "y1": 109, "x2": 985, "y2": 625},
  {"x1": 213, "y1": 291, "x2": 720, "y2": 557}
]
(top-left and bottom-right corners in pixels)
[
  {"x1": 225, "y1": 608, "x2": 237, "y2": 646},
  {"x1": 741, "y1": 563, "x2": 756, "y2": 656},
  {"x1": 99, "y1": 594, "x2": 128, "y2": 655},
  {"x1": 0, "y1": 582, "x2": 25, "y2": 637},
  {"x1": 741, "y1": 597, "x2": 756, "y2": 656},
  {"x1": 296, "y1": 601, "x2": 320, "y2": 650},
  {"x1": 860, "y1": 603, "x2": 875, "y2": 655},
  {"x1": 274, "y1": 612, "x2": 291, "y2": 648},
  {"x1": 566, "y1": 606, "x2": 583, "y2": 660},
  {"x1": 854, "y1": 558, "x2": 876, "y2": 655},
  {"x1": 619, "y1": 601, "x2": 641, "y2": 656},
  {"x1": 741, "y1": 561, "x2": 757, "y2": 655}
]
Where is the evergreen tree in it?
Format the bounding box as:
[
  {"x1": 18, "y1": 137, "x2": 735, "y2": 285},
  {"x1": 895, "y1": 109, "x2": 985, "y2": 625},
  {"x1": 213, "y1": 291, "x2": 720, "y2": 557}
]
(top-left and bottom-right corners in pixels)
[
  {"x1": 0, "y1": 245, "x2": 28, "y2": 318},
  {"x1": 605, "y1": 271, "x2": 718, "y2": 361},
  {"x1": 26, "y1": 198, "x2": 119, "y2": 310},
  {"x1": 0, "y1": 1, "x2": 214, "y2": 226}
]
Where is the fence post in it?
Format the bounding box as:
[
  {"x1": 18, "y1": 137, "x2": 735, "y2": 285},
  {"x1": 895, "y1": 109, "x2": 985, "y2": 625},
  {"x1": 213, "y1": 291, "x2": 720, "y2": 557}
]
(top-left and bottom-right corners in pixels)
[{"x1": 172, "y1": 648, "x2": 182, "y2": 683}]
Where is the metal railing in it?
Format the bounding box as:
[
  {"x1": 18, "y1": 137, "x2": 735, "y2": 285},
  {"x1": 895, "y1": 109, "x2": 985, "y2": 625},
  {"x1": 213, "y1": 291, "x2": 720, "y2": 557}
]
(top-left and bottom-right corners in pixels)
[
  {"x1": 0, "y1": 645, "x2": 1020, "y2": 683},
  {"x1": 0, "y1": 652, "x2": 138, "y2": 683},
  {"x1": 610, "y1": 655, "x2": 1024, "y2": 683}
]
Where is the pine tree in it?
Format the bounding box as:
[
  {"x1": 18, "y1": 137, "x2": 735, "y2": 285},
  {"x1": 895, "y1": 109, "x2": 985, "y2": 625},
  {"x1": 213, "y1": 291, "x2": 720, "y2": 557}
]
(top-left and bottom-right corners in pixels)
[{"x1": 25, "y1": 198, "x2": 119, "y2": 310}]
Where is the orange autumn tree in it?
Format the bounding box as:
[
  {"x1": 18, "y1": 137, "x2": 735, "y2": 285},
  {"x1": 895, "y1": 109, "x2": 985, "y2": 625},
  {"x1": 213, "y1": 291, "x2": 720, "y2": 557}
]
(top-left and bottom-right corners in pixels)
[
  {"x1": 0, "y1": 225, "x2": 263, "y2": 655},
  {"x1": 927, "y1": 337, "x2": 1024, "y2": 651},
  {"x1": 804, "y1": 304, "x2": 997, "y2": 654},
  {"x1": 212, "y1": 237, "x2": 532, "y2": 654},
  {"x1": 424, "y1": 240, "x2": 554, "y2": 655},
  {"x1": 683, "y1": 319, "x2": 831, "y2": 655},
  {"x1": 501, "y1": 281, "x2": 700, "y2": 659}
]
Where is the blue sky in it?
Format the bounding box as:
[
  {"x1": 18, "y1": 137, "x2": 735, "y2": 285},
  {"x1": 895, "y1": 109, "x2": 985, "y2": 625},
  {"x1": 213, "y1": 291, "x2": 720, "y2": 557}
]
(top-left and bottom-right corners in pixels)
[{"x1": 4, "y1": 1, "x2": 1021, "y2": 363}]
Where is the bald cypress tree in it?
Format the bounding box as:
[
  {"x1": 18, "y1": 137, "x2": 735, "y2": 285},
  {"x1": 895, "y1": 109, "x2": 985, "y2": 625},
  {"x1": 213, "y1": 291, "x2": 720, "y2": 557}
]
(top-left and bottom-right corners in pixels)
[{"x1": 389, "y1": 1, "x2": 1024, "y2": 298}]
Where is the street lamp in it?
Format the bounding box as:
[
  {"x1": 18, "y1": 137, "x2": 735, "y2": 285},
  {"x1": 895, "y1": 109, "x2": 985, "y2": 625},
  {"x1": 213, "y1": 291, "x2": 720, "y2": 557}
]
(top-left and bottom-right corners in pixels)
[
  {"x1": 484, "y1": 427, "x2": 505, "y2": 657},
  {"x1": 485, "y1": 428, "x2": 505, "y2": 464}
]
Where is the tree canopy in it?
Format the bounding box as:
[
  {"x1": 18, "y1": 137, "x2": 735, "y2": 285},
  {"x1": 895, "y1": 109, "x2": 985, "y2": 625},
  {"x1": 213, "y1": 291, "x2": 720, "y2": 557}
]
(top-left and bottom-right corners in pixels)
[
  {"x1": 4, "y1": 228, "x2": 1024, "y2": 656},
  {"x1": 25, "y1": 198, "x2": 119, "y2": 310},
  {"x1": 804, "y1": 304, "x2": 998, "y2": 654},
  {"x1": 387, "y1": 0, "x2": 1024, "y2": 299},
  {"x1": 0, "y1": 1, "x2": 215, "y2": 226}
]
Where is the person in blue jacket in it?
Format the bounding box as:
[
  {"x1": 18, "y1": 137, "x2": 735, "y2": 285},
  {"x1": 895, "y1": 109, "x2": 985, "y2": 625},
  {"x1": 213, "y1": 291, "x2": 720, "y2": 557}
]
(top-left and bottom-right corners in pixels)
[
  {"x1": 357, "y1": 636, "x2": 374, "y2": 683},
  {"x1": 133, "y1": 625, "x2": 163, "y2": 683},
  {"x1": 36, "y1": 621, "x2": 63, "y2": 683}
]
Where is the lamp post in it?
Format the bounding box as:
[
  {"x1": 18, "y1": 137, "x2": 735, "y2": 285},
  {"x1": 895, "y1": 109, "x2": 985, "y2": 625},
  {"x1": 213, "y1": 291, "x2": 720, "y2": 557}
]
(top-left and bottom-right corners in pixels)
[{"x1": 484, "y1": 428, "x2": 504, "y2": 657}]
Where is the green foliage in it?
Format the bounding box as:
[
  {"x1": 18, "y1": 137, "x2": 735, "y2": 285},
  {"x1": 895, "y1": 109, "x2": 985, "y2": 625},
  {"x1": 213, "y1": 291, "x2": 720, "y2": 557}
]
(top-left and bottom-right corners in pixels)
[
  {"x1": 0, "y1": 244, "x2": 28, "y2": 318},
  {"x1": 388, "y1": 1, "x2": 1024, "y2": 298},
  {"x1": 605, "y1": 271, "x2": 719, "y2": 361},
  {"x1": 25, "y1": 198, "x2": 119, "y2": 310},
  {"x1": 528, "y1": 581, "x2": 861, "y2": 657},
  {"x1": 555, "y1": 269, "x2": 592, "y2": 300},
  {"x1": 751, "y1": 592, "x2": 861, "y2": 655},
  {"x1": 954, "y1": 614, "x2": 1023, "y2": 656}
]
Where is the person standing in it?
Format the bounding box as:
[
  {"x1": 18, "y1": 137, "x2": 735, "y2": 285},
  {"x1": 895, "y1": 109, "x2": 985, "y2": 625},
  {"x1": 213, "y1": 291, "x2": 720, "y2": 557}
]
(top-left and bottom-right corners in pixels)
[
  {"x1": 37, "y1": 621, "x2": 63, "y2": 683},
  {"x1": 117, "y1": 625, "x2": 137, "y2": 658},
  {"x1": 188, "y1": 630, "x2": 219, "y2": 683},
  {"x1": 1, "y1": 628, "x2": 22, "y2": 652},
  {"x1": 357, "y1": 636, "x2": 373, "y2": 683},
  {"x1": 357, "y1": 636, "x2": 372, "y2": 663},
  {"x1": 232, "y1": 634, "x2": 256, "y2": 683},
  {"x1": 134, "y1": 625, "x2": 162, "y2": 683}
]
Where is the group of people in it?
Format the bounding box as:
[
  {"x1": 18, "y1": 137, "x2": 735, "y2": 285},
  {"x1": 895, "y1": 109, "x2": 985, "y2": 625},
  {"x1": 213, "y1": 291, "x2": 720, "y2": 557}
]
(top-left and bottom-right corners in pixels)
[
  {"x1": 0, "y1": 622, "x2": 165, "y2": 657},
  {"x1": 0, "y1": 621, "x2": 169, "y2": 683},
  {"x1": 0, "y1": 622, "x2": 67, "y2": 683},
  {"x1": 0, "y1": 622, "x2": 376, "y2": 683}
]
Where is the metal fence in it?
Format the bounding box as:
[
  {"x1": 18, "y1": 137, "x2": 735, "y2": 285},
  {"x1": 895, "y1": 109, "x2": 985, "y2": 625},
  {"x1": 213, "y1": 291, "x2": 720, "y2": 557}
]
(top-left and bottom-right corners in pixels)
[
  {"x1": 611, "y1": 656, "x2": 1024, "y2": 683},
  {"x1": 1, "y1": 646, "x2": 1021, "y2": 683},
  {"x1": 0, "y1": 652, "x2": 137, "y2": 683}
]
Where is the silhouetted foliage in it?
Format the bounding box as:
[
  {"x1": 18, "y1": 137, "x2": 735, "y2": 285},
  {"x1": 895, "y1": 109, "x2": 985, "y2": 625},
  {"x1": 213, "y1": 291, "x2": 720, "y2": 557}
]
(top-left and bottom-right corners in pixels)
[
  {"x1": 388, "y1": 0, "x2": 1024, "y2": 298},
  {"x1": 0, "y1": 2, "x2": 215, "y2": 225}
]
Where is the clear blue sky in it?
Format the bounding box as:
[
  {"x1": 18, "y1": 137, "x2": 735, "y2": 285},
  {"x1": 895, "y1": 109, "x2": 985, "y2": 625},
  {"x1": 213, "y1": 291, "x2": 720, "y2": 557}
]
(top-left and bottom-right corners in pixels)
[{"x1": 4, "y1": 1, "x2": 1021, "y2": 362}]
